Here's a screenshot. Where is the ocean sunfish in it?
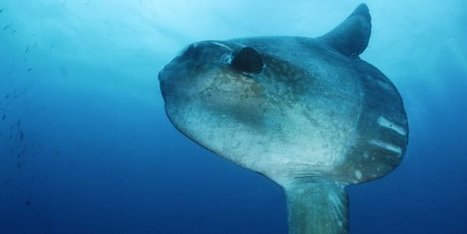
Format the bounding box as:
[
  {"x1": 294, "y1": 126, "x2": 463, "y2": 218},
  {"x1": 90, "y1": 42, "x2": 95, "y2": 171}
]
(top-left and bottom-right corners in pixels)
[{"x1": 158, "y1": 4, "x2": 408, "y2": 234}]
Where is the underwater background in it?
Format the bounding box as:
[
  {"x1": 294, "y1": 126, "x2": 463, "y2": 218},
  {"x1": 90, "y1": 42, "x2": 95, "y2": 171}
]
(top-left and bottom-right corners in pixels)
[{"x1": 1, "y1": 0, "x2": 466, "y2": 233}]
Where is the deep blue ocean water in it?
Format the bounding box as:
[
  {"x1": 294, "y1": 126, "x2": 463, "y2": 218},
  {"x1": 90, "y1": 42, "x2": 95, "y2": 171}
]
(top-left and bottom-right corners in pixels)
[{"x1": 1, "y1": 1, "x2": 466, "y2": 233}]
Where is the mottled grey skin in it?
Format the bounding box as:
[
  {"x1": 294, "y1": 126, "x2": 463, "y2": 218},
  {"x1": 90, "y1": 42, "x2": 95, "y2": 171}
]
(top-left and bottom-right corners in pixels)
[{"x1": 159, "y1": 4, "x2": 408, "y2": 234}]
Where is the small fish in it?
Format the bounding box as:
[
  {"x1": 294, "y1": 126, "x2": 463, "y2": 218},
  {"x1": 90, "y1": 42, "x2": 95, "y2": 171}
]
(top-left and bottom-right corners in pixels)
[
  {"x1": 24, "y1": 46, "x2": 30, "y2": 53},
  {"x1": 1, "y1": 114, "x2": 5, "y2": 120},
  {"x1": 3, "y1": 179, "x2": 12, "y2": 185},
  {"x1": 4, "y1": 94, "x2": 9, "y2": 99},
  {"x1": 59, "y1": 65, "x2": 68, "y2": 77},
  {"x1": 3, "y1": 24, "x2": 10, "y2": 30},
  {"x1": 27, "y1": 67, "x2": 33, "y2": 72},
  {"x1": 19, "y1": 130, "x2": 24, "y2": 140},
  {"x1": 0, "y1": 8, "x2": 3, "y2": 13},
  {"x1": 25, "y1": 199, "x2": 31, "y2": 207}
]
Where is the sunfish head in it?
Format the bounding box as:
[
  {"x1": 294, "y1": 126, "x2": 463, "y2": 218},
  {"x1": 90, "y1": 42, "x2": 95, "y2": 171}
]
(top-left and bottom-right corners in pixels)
[{"x1": 159, "y1": 39, "x2": 342, "y2": 184}]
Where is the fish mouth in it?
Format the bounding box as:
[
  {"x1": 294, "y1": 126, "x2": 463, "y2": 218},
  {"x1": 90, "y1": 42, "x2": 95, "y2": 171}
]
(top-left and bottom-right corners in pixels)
[
  {"x1": 158, "y1": 65, "x2": 170, "y2": 82},
  {"x1": 157, "y1": 70, "x2": 162, "y2": 81}
]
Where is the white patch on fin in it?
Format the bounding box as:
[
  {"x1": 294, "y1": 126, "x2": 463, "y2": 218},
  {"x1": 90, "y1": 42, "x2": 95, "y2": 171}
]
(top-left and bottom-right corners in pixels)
[
  {"x1": 377, "y1": 116, "x2": 407, "y2": 135},
  {"x1": 355, "y1": 170, "x2": 362, "y2": 180},
  {"x1": 369, "y1": 139, "x2": 402, "y2": 155}
]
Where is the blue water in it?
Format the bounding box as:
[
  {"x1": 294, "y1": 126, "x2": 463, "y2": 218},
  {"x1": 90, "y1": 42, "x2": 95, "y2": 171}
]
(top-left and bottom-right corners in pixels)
[{"x1": 1, "y1": 1, "x2": 466, "y2": 233}]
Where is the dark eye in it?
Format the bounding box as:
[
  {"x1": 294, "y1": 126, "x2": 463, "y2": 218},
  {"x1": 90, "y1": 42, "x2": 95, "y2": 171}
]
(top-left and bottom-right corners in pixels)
[{"x1": 231, "y1": 47, "x2": 264, "y2": 74}]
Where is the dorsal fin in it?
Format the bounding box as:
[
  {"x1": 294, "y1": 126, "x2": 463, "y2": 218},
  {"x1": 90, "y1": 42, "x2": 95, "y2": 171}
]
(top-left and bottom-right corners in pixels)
[{"x1": 321, "y1": 4, "x2": 371, "y2": 58}]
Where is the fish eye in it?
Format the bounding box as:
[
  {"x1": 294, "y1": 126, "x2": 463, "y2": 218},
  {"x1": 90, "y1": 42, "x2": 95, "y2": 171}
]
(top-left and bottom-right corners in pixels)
[{"x1": 230, "y1": 47, "x2": 264, "y2": 74}]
